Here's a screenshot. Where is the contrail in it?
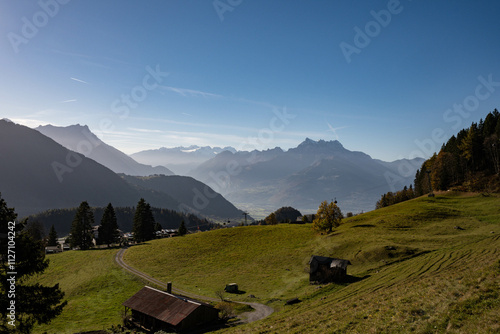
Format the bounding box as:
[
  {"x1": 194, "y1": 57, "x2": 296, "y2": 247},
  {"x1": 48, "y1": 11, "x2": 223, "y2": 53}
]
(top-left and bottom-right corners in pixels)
[{"x1": 70, "y1": 77, "x2": 88, "y2": 84}]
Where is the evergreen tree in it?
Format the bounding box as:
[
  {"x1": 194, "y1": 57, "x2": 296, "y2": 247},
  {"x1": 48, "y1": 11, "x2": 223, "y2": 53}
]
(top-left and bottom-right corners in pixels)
[
  {"x1": 312, "y1": 200, "x2": 342, "y2": 233},
  {"x1": 70, "y1": 201, "x2": 94, "y2": 250},
  {"x1": 25, "y1": 220, "x2": 45, "y2": 242},
  {"x1": 47, "y1": 224, "x2": 59, "y2": 247},
  {"x1": 97, "y1": 203, "x2": 120, "y2": 247},
  {"x1": 178, "y1": 220, "x2": 187, "y2": 236},
  {"x1": 132, "y1": 198, "x2": 155, "y2": 242},
  {"x1": 0, "y1": 194, "x2": 67, "y2": 333}
]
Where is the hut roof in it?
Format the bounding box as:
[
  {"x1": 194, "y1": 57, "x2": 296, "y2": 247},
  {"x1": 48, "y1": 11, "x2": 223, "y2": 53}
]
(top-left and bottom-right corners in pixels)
[
  {"x1": 309, "y1": 255, "x2": 351, "y2": 270},
  {"x1": 123, "y1": 286, "x2": 212, "y2": 326}
]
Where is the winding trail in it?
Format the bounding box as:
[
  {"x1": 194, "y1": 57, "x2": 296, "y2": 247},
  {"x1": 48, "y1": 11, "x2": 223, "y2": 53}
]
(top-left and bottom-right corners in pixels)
[{"x1": 115, "y1": 247, "x2": 274, "y2": 324}]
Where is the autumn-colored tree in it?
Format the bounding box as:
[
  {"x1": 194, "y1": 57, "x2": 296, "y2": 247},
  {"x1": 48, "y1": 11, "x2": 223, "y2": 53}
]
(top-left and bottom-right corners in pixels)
[
  {"x1": 312, "y1": 200, "x2": 342, "y2": 233},
  {"x1": 264, "y1": 212, "x2": 278, "y2": 225}
]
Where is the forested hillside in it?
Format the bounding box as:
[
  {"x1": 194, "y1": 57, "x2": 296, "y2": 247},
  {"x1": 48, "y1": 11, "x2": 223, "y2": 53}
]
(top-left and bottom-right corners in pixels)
[
  {"x1": 415, "y1": 109, "x2": 500, "y2": 194},
  {"x1": 29, "y1": 206, "x2": 215, "y2": 236},
  {"x1": 378, "y1": 110, "x2": 500, "y2": 208}
]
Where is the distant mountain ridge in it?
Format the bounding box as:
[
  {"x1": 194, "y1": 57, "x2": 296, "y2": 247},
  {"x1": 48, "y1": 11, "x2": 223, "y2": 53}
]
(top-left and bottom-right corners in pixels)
[
  {"x1": 188, "y1": 138, "x2": 424, "y2": 216},
  {"x1": 36, "y1": 124, "x2": 174, "y2": 176},
  {"x1": 0, "y1": 121, "x2": 244, "y2": 224},
  {"x1": 0, "y1": 120, "x2": 140, "y2": 217},
  {"x1": 131, "y1": 145, "x2": 237, "y2": 175}
]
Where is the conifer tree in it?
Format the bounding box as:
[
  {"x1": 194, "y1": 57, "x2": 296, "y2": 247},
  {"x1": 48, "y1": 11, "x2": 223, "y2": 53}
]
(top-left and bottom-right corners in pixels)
[
  {"x1": 98, "y1": 203, "x2": 120, "y2": 247},
  {"x1": 47, "y1": 224, "x2": 59, "y2": 247},
  {"x1": 70, "y1": 201, "x2": 94, "y2": 250},
  {"x1": 0, "y1": 194, "x2": 67, "y2": 333},
  {"x1": 132, "y1": 198, "x2": 155, "y2": 242},
  {"x1": 178, "y1": 220, "x2": 187, "y2": 236},
  {"x1": 25, "y1": 220, "x2": 45, "y2": 241}
]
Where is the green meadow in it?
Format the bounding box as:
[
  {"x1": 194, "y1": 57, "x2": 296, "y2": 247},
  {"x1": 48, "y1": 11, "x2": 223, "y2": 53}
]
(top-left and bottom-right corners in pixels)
[
  {"x1": 32, "y1": 192, "x2": 500, "y2": 333},
  {"x1": 30, "y1": 249, "x2": 144, "y2": 334}
]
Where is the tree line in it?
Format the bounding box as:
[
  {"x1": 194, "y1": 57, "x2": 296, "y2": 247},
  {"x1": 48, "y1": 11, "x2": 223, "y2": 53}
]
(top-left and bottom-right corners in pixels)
[
  {"x1": 69, "y1": 199, "x2": 194, "y2": 250},
  {"x1": 376, "y1": 185, "x2": 416, "y2": 209},
  {"x1": 376, "y1": 109, "x2": 500, "y2": 208},
  {"x1": 414, "y1": 109, "x2": 500, "y2": 194},
  {"x1": 28, "y1": 202, "x2": 214, "y2": 242}
]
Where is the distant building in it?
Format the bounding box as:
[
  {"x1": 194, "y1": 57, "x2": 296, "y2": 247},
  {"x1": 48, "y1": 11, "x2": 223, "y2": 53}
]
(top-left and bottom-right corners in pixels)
[
  {"x1": 224, "y1": 283, "x2": 238, "y2": 293},
  {"x1": 155, "y1": 229, "x2": 179, "y2": 238},
  {"x1": 123, "y1": 286, "x2": 219, "y2": 332},
  {"x1": 309, "y1": 255, "x2": 351, "y2": 283},
  {"x1": 298, "y1": 214, "x2": 315, "y2": 223},
  {"x1": 45, "y1": 245, "x2": 62, "y2": 254}
]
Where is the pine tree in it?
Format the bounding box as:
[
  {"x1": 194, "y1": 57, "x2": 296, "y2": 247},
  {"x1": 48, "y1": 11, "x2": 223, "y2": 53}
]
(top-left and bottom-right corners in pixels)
[
  {"x1": 0, "y1": 194, "x2": 67, "y2": 333},
  {"x1": 178, "y1": 220, "x2": 187, "y2": 236},
  {"x1": 70, "y1": 201, "x2": 94, "y2": 250},
  {"x1": 25, "y1": 220, "x2": 45, "y2": 241},
  {"x1": 132, "y1": 198, "x2": 155, "y2": 242},
  {"x1": 98, "y1": 203, "x2": 120, "y2": 247},
  {"x1": 312, "y1": 200, "x2": 343, "y2": 233},
  {"x1": 47, "y1": 224, "x2": 59, "y2": 247}
]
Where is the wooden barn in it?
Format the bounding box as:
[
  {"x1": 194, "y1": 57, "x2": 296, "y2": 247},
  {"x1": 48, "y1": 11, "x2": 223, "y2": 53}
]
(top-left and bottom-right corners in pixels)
[
  {"x1": 123, "y1": 286, "x2": 219, "y2": 332},
  {"x1": 309, "y1": 255, "x2": 351, "y2": 283}
]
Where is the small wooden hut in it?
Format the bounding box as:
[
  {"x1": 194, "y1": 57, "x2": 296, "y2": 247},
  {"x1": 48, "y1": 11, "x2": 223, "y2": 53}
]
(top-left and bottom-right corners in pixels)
[
  {"x1": 309, "y1": 255, "x2": 351, "y2": 283},
  {"x1": 123, "y1": 286, "x2": 219, "y2": 332}
]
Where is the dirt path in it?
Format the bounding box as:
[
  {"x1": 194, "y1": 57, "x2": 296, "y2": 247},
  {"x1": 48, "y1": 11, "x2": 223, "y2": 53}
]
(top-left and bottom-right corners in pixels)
[{"x1": 115, "y1": 247, "x2": 274, "y2": 324}]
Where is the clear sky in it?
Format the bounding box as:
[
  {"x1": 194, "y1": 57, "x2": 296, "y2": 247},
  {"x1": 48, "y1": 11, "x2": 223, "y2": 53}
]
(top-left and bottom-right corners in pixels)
[{"x1": 1, "y1": 0, "x2": 499, "y2": 161}]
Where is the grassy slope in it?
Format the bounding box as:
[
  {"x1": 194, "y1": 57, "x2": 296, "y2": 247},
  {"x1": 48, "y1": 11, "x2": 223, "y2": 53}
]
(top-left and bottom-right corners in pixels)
[
  {"x1": 30, "y1": 248, "x2": 144, "y2": 334},
  {"x1": 31, "y1": 192, "x2": 500, "y2": 333},
  {"x1": 124, "y1": 192, "x2": 500, "y2": 333}
]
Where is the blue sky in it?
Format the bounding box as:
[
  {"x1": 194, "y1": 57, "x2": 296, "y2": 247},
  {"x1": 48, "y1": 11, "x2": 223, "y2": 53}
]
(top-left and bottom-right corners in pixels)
[{"x1": 1, "y1": 0, "x2": 499, "y2": 161}]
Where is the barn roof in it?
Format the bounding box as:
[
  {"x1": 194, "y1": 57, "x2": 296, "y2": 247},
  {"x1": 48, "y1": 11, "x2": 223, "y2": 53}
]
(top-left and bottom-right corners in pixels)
[
  {"x1": 309, "y1": 255, "x2": 351, "y2": 270},
  {"x1": 123, "y1": 286, "x2": 211, "y2": 326}
]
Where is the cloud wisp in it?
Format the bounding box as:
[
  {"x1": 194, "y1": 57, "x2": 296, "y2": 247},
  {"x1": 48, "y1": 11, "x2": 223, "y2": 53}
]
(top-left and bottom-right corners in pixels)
[
  {"x1": 160, "y1": 86, "x2": 223, "y2": 99},
  {"x1": 70, "y1": 77, "x2": 89, "y2": 84}
]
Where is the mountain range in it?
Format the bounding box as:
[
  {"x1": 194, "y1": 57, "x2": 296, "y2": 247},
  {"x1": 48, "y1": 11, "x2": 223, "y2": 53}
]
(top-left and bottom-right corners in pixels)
[
  {"x1": 36, "y1": 124, "x2": 174, "y2": 176},
  {"x1": 187, "y1": 138, "x2": 424, "y2": 215},
  {"x1": 130, "y1": 137, "x2": 424, "y2": 216},
  {"x1": 130, "y1": 145, "x2": 237, "y2": 175},
  {"x1": 0, "y1": 121, "x2": 244, "y2": 223},
  {"x1": 3, "y1": 120, "x2": 424, "y2": 221}
]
